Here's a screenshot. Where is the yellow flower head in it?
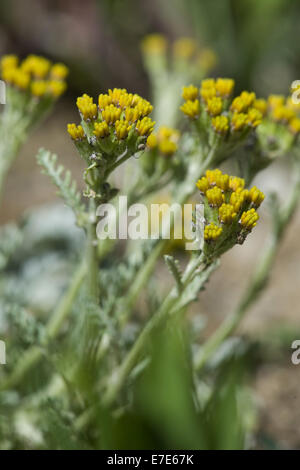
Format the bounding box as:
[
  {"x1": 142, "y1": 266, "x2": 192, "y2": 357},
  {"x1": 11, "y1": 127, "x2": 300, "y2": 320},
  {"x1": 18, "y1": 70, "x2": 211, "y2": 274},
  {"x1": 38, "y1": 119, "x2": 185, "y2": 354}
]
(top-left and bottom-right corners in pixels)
[
  {"x1": 141, "y1": 34, "x2": 168, "y2": 55},
  {"x1": 98, "y1": 93, "x2": 113, "y2": 110},
  {"x1": 204, "y1": 223, "x2": 223, "y2": 241},
  {"x1": 229, "y1": 176, "x2": 245, "y2": 192},
  {"x1": 93, "y1": 121, "x2": 110, "y2": 139},
  {"x1": 101, "y1": 104, "x2": 122, "y2": 124},
  {"x1": 231, "y1": 112, "x2": 248, "y2": 132},
  {"x1": 77, "y1": 94, "x2": 98, "y2": 121},
  {"x1": 196, "y1": 176, "x2": 210, "y2": 193},
  {"x1": 1, "y1": 54, "x2": 18, "y2": 70},
  {"x1": 268, "y1": 94, "x2": 285, "y2": 109},
  {"x1": 271, "y1": 105, "x2": 295, "y2": 124},
  {"x1": 108, "y1": 88, "x2": 127, "y2": 105},
  {"x1": 158, "y1": 139, "x2": 177, "y2": 156},
  {"x1": 180, "y1": 99, "x2": 200, "y2": 119},
  {"x1": 67, "y1": 123, "x2": 85, "y2": 141},
  {"x1": 231, "y1": 91, "x2": 256, "y2": 113},
  {"x1": 253, "y1": 98, "x2": 267, "y2": 116},
  {"x1": 136, "y1": 116, "x2": 155, "y2": 136},
  {"x1": 115, "y1": 120, "x2": 132, "y2": 140},
  {"x1": 173, "y1": 37, "x2": 196, "y2": 59},
  {"x1": 182, "y1": 84, "x2": 199, "y2": 101},
  {"x1": 48, "y1": 80, "x2": 66, "y2": 97},
  {"x1": 206, "y1": 97, "x2": 223, "y2": 117},
  {"x1": 1, "y1": 53, "x2": 67, "y2": 100},
  {"x1": 211, "y1": 115, "x2": 229, "y2": 135},
  {"x1": 249, "y1": 186, "x2": 265, "y2": 207},
  {"x1": 146, "y1": 133, "x2": 158, "y2": 149},
  {"x1": 50, "y1": 63, "x2": 69, "y2": 80},
  {"x1": 219, "y1": 203, "x2": 237, "y2": 224},
  {"x1": 289, "y1": 117, "x2": 300, "y2": 135},
  {"x1": 240, "y1": 208, "x2": 259, "y2": 230},
  {"x1": 21, "y1": 55, "x2": 51, "y2": 79},
  {"x1": 206, "y1": 187, "x2": 225, "y2": 207},
  {"x1": 205, "y1": 169, "x2": 222, "y2": 185},
  {"x1": 215, "y1": 78, "x2": 235, "y2": 98},
  {"x1": 31, "y1": 80, "x2": 48, "y2": 97},
  {"x1": 246, "y1": 108, "x2": 263, "y2": 127}
]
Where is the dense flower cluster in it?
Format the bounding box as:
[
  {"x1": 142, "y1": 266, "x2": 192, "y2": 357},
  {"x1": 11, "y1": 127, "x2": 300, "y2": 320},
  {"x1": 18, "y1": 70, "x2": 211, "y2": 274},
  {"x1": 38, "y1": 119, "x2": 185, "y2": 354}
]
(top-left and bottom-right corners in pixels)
[
  {"x1": 180, "y1": 78, "x2": 263, "y2": 138},
  {"x1": 68, "y1": 88, "x2": 155, "y2": 160},
  {"x1": 197, "y1": 169, "x2": 264, "y2": 257},
  {"x1": 146, "y1": 126, "x2": 180, "y2": 157},
  {"x1": 0, "y1": 54, "x2": 68, "y2": 99}
]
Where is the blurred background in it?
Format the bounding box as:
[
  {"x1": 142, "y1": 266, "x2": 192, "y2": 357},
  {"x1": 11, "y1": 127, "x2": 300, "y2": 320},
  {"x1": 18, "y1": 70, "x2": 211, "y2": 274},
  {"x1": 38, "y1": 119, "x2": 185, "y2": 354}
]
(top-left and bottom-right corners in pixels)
[{"x1": 1, "y1": 0, "x2": 300, "y2": 448}]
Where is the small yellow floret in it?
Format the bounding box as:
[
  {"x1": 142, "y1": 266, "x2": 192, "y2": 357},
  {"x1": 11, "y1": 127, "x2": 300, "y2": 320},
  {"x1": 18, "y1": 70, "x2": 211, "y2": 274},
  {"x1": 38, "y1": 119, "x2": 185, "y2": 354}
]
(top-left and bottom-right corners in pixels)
[
  {"x1": 21, "y1": 55, "x2": 51, "y2": 78},
  {"x1": 180, "y1": 99, "x2": 200, "y2": 118},
  {"x1": 98, "y1": 93, "x2": 112, "y2": 109},
  {"x1": 229, "y1": 176, "x2": 245, "y2": 192},
  {"x1": 31, "y1": 80, "x2": 47, "y2": 97},
  {"x1": 196, "y1": 176, "x2": 210, "y2": 193},
  {"x1": 108, "y1": 88, "x2": 127, "y2": 105},
  {"x1": 50, "y1": 63, "x2": 69, "y2": 80},
  {"x1": 136, "y1": 116, "x2": 155, "y2": 136},
  {"x1": 271, "y1": 105, "x2": 295, "y2": 123},
  {"x1": 115, "y1": 120, "x2": 131, "y2": 140},
  {"x1": 147, "y1": 133, "x2": 157, "y2": 149},
  {"x1": 289, "y1": 117, "x2": 300, "y2": 135},
  {"x1": 240, "y1": 208, "x2": 259, "y2": 230},
  {"x1": 204, "y1": 223, "x2": 223, "y2": 241},
  {"x1": 206, "y1": 96, "x2": 223, "y2": 116},
  {"x1": 173, "y1": 37, "x2": 196, "y2": 59},
  {"x1": 231, "y1": 91, "x2": 256, "y2": 113},
  {"x1": 246, "y1": 108, "x2": 262, "y2": 127},
  {"x1": 231, "y1": 112, "x2": 248, "y2": 131},
  {"x1": 159, "y1": 139, "x2": 177, "y2": 156},
  {"x1": 219, "y1": 203, "x2": 237, "y2": 224},
  {"x1": 1, "y1": 54, "x2": 18, "y2": 70},
  {"x1": 268, "y1": 94, "x2": 285, "y2": 109},
  {"x1": 182, "y1": 84, "x2": 199, "y2": 101},
  {"x1": 253, "y1": 98, "x2": 267, "y2": 116},
  {"x1": 206, "y1": 187, "x2": 225, "y2": 207},
  {"x1": 77, "y1": 94, "x2": 98, "y2": 120},
  {"x1": 141, "y1": 34, "x2": 167, "y2": 55},
  {"x1": 48, "y1": 80, "x2": 66, "y2": 97},
  {"x1": 101, "y1": 104, "x2": 122, "y2": 124},
  {"x1": 67, "y1": 123, "x2": 85, "y2": 141},
  {"x1": 211, "y1": 115, "x2": 229, "y2": 135},
  {"x1": 215, "y1": 78, "x2": 234, "y2": 98},
  {"x1": 206, "y1": 169, "x2": 222, "y2": 185},
  {"x1": 93, "y1": 121, "x2": 110, "y2": 139},
  {"x1": 249, "y1": 186, "x2": 265, "y2": 207}
]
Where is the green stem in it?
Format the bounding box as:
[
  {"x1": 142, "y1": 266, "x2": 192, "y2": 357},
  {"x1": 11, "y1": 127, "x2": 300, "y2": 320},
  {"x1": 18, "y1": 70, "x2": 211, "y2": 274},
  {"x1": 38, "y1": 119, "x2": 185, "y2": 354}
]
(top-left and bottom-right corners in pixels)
[
  {"x1": 119, "y1": 153, "x2": 215, "y2": 322},
  {"x1": 102, "y1": 254, "x2": 215, "y2": 407},
  {"x1": 0, "y1": 260, "x2": 86, "y2": 391},
  {"x1": 86, "y1": 217, "x2": 99, "y2": 301}
]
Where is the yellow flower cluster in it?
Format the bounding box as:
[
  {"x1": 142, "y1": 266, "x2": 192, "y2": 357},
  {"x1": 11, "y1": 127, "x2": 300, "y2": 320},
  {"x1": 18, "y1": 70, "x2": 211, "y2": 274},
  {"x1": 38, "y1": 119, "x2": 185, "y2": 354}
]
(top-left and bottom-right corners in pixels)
[
  {"x1": 67, "y1": 124, "x2": 85, "y2": 141},
  {"x1": 141, "y1": 34, "x2": 217, "y2": 74},
  {"x1": 196, "y1": 169, "x2": 264, "y2": 243},
  {"x1": 266, "y1": 93, "x2": 300, "y2": 135},
  {"x1": 0, "y1": 54, "x2": 68, "y2": 98},
  {"x1": 147, "y1": 125, "x2": 180, "y2": 157},
  {"x1": 69, "y1": 88, "x2": 155, "y2": 144},
  {"x1": 181, "y1": 79, "x2": 263, "y2": 135}
]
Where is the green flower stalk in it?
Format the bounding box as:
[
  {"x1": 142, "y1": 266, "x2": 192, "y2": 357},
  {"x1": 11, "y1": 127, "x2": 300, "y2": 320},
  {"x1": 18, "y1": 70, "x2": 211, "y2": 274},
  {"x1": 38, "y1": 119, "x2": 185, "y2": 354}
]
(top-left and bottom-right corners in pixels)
[
  {"x1": 0, "y1": 54, "x2": 68, "y2": 201},
  {"x1": 141, "y1": 34, "x2": 217, "y2": 127}
]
